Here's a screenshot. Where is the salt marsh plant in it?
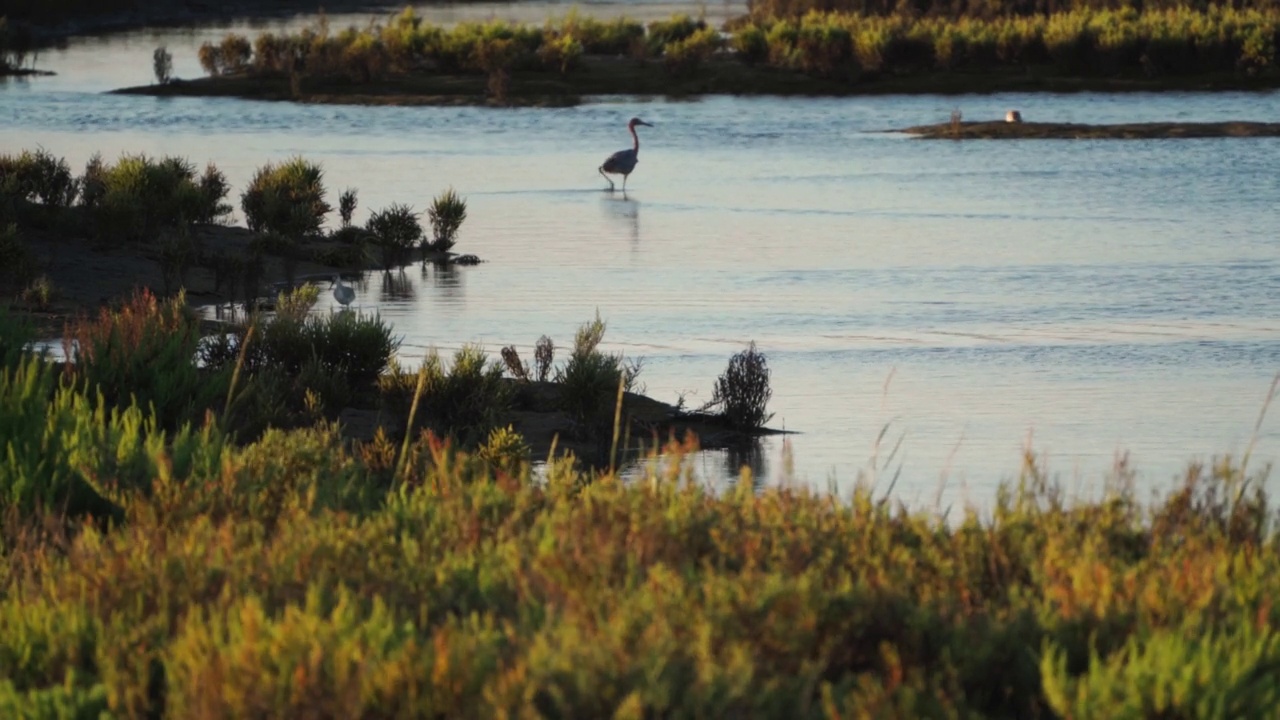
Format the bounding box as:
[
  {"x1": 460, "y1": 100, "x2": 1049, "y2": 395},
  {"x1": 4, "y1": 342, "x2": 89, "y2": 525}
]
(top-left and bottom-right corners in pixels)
[
  {"x1": 710, "y1": 341, "x2": 774, "y2": 430},
  {"x1": 0, "y1": 148, "x2": 77, "y2": 208},
  {"x1": 425, "y1": 188, "x2": 467, "y2": 255},
  {"x1": 197, "y1": 33, "x2": 253, "y2": 76},
  {"x1": 1, "y1": 335, "x2": 1278, "y2": 719},
  {"x1": 63, "y1": 289, "x2": 229, "y2": 433},
  {"x1": 152, "y1": 45, "x2": 172, "y2": 84},
  {"x1": 379, "y1": 346, "x2": 512, "y2": 445},
  {"x1": 241, "y1": 157, "x2": 331, "y2": 239},
  {"x1": 663, "y1": 26, "x2": 725, "y2": 76},
  {"x1": 555, "y1": 315, "x2": 642, "y2": 439},
  {"x1": 88, "y1": 154, "x2": 232, "y2": 245},
  {"x1": 339, "y1": 187, "x2": 358, "y2": 227},
  {"x1": 366, "y1": 202, "x2": 422, "y2": 269}
]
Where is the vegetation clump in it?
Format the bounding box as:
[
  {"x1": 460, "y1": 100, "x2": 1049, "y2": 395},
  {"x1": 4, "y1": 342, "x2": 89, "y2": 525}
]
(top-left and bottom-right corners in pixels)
[
  {"x1": 424, "y1": 188, "x2": 467, "y2": 256},
  {"x1": 150, "y1": 5, "x2": 1280, "y2": 104},
  {"x1": 367, "y1": 202, "x2": 422, "y2": 269},
  {"x1": 241, "y1": 157, "x2": 331, "y2": 239},
  {"x1": 710, "y1": 341, "x2": 775, "y2": 430}
]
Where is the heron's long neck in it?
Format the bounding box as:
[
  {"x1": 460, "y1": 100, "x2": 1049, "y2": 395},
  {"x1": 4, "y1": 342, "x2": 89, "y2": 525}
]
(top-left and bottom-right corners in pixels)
[{"x1": 631, "y1": 125, "x2": 639, "y2": 153}]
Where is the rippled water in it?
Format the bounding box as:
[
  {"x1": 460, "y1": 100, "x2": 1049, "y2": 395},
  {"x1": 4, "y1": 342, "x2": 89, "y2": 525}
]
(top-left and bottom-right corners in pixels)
[{"x1": 4, "y1": 15, "x2": 1280, "y2": 505}]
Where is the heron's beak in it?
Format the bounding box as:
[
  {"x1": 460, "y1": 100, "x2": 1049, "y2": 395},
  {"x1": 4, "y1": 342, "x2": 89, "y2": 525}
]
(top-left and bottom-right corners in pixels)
[{"x1": 639, "y1": 121, "x2": 654, "y2": 127}]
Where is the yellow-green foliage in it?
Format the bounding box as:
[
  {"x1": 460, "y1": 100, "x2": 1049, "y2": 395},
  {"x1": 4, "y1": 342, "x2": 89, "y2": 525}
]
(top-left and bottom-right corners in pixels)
[
  {"x1": 740, "y1": 7, "x2": 1280, "y2": 78},
  {"x1": 85, "y1": 152, "x2": 232, "y2": 244},
  {"x1": 0, "y1": 148, "x2": 76, "y2": 207},
  {"x1": 240, "y1": 156, "x2": 331, "y2": 238},
  {"x1": 4, "y1": 288, "x2": 1280, "y2": 717},
  {"x1": 63, "y1": 288, "x2": 231, "y2": 433}
]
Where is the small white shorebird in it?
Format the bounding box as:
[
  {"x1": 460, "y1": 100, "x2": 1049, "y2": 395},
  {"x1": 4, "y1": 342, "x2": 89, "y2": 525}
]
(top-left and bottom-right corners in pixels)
[{"x1": 331, "y1": 275, "x2": 356, "y2": 310}]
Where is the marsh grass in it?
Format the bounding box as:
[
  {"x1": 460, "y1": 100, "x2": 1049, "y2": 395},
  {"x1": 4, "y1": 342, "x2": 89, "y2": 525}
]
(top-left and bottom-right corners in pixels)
[
  {"x1": 183, "y1": 6, "x2": 1280, "y2": 99},
  {"x1": 367, "y1": 202, "x2": 422, "y2": 269},
  {"x1": 708, "y1": 341, "x2": 774, "y2": 430},
  {"x1": 378, "y1": 345, "x2": 512, "y2": 446},
  {"x1": 743, "y1": 7, "x2": 1280, "y2": 80},
  {"x1": 424, "y1": 188, "x2": 467, "y2": 255},
  {"x1": 4, "y1": 305, "x2": 1280, "y2": 715},
  {"x1": 554, "y1": 315, "x2": 643, "y2": 441},
  {"x1": 1, "y1": 377, "x2": 1278, "y2": 716}
]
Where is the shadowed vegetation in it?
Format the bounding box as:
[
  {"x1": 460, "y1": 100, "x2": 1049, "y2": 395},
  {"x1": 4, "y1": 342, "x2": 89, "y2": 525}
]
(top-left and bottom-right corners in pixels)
[
  {"x1": 116, "y1": 5, "x2": 1280, "y2": 104},
  {"x1": 1, "y1": 301, "x2": 1279, "y2": 717}
]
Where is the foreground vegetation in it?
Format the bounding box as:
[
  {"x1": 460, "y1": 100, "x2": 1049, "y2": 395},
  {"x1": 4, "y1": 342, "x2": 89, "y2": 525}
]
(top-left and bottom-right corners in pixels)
[
  {"x1": 119, "y1": 5, "x2": 1280, "y2": 104},
  {"x1": 2, "y1": 294, "x2": 1279, "y2": 716}
]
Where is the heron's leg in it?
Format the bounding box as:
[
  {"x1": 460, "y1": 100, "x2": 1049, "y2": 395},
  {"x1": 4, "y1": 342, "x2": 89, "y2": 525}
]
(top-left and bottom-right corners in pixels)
[
  {"x1": 598, "y1": 166, "x2": 614, "y2": 191},
  {"x1": 622, "y1": 173, "x2": 629, "y2": 191}
]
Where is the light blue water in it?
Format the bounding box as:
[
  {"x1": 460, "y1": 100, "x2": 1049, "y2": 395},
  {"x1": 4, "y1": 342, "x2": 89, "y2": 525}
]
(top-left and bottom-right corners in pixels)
[{"x1": 4, "y1": 17, "x2": 1280, "y2": 506}]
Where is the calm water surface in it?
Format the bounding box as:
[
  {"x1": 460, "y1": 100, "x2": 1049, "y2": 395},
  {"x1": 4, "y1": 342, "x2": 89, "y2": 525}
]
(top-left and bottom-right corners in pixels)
[{"x1": 4, "y1": 15, "x2": 1280, "y2": 506}]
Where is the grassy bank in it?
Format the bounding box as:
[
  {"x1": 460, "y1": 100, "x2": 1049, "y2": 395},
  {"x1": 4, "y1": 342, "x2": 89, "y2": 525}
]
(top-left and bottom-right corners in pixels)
[
  {"x1": 113, "y1": 6, "x2": 1280, "y2": 104},
  {"x1": 2, "y1": 301, "x2": 1279, "y2": 716}
]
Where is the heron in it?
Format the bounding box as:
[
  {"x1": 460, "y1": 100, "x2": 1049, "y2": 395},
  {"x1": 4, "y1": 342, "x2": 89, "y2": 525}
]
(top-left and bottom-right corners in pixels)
[
  {"x1": 599, "y1": 117, "x2": 654, "y2": 192},
  {"x1": 330, "y1": 274, "x2": 355, "y2": 309}
]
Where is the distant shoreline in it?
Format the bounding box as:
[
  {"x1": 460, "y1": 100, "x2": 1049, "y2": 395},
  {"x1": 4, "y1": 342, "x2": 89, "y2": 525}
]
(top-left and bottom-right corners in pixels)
[
  {"x1": 897, "y1": 120, "x2": 1280, "y2": 139},
  {"x1": 113, "y1": 62, "x2": 1280, "y2": 108},
  {"x1": 13, "y1": 0, "x2": 402, "y2": 48}
]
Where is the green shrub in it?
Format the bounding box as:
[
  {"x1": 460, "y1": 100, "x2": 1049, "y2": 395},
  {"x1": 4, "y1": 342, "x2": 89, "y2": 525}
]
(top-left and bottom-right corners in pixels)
[
  {"x1": 379, "y1": 346, "x2": 512, "y2": 446},
  {"x1": 425, "y1": 188, "x2": 467, "y2": 255},
  {"x1": 663, "y1": 26, "x2": 724, "y2": 76},
  {"x1": 553, "y1": 13, "x2": 645, "y2": 55},
  {"x1": 1042, "y1": 624, "x2": 1280, "y2": 717},
  {"x1": 241, "y1": 157, "x2": 331, "y2": 239},
  {"x1": 211, "y1": 303, "x2": 398, "y2": 388},
  {"x1": 63, "y1": 289, "x2": 230, "y2": 432},
  {"x1": 710, "y1": 341, "x2": 774, "y2": 430},
  {"x1": 367, "y1": 203, "x2": 422, "y2": 269},
  {"x1": 0, "y1": 149, "x2": 77, "y2": 208},
  {"x1": 91, "y1": 154, "x2": 231, "y2": 245},
  {"x1": 537, "y1": 34, "x2": 584, "y2": 74},
  {"x1": 339, "y1": 187, "x2": 358, "y2": 227},
  {"x1": 554, "y1": 315, "x2": 641, "y2": 440},
  {"x1": 732, "y1": 24, "x2": 770, "y2": 64},
  {"x1": 648, "y1": 14, "x2": 705, "y2": 50},
  {"x1": 195, "y1": 34, "x2": 256, "y2": 76}
]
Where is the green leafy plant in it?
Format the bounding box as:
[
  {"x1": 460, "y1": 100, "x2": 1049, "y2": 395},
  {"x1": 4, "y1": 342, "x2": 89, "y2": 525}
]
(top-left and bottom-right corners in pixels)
[
  {"x1": 367, "y1": 203, "x2": 422, "y2": 269},
  {"x1": 425, "y1": 188, "x2": 467, "y2": 255},
  {"x1": 241, "y1": 157, "x2": 331, "y2": 239}
]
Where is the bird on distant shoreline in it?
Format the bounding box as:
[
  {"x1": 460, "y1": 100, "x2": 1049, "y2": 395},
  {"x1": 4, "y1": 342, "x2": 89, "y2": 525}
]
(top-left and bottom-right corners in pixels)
[
  {"x1": 599, "y1": 117, "x2": 654, "y2": 192},
  {"x1": 331, "y1": 274, "x2": 355, "y2": 309}
]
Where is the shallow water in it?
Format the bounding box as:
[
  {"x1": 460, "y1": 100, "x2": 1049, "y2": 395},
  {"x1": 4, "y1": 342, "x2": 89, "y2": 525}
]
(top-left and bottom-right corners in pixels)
[{"x1": 4, "y1": 14, "x2": 1280, "y2": 506}]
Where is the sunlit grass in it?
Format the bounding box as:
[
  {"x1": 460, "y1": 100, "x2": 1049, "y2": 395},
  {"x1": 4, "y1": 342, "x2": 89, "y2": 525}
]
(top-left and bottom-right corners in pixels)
[{"x1": 2, "y1": 299, "x2": 1280, "y2": 716}]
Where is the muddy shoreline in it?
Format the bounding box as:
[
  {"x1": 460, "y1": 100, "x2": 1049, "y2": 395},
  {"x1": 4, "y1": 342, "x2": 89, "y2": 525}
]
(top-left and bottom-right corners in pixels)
[
  {"x1": 114, "y1": 62, "x2": 1280, "y2": 108},
  {"x1": 896, "y1": 120, "x2": 1280, "y2": 139}
]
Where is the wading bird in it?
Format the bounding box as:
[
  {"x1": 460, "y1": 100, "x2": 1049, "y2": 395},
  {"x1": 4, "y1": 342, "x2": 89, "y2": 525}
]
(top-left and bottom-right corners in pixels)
[
  {"x1": 331, "y1": 275, "x2": 355, "y2": 309},
  {"x1": 599, "y1": 117, "x2": 654, "y2": 192}
]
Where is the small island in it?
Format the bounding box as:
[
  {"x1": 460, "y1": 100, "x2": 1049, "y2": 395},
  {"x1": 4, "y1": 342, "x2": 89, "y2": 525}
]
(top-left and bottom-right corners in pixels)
[
  {"x1": 898, "y1": 119, "x2": 1280, "y2": 139},
  {"x1": 102, "y1": 6, "x2": 1280, "y2": 106}
]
